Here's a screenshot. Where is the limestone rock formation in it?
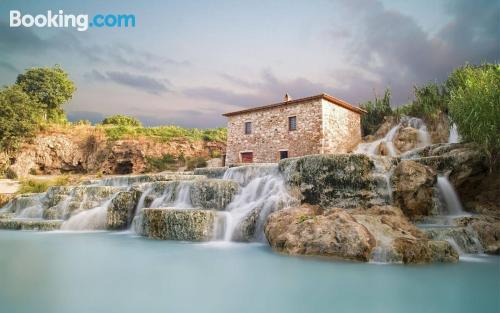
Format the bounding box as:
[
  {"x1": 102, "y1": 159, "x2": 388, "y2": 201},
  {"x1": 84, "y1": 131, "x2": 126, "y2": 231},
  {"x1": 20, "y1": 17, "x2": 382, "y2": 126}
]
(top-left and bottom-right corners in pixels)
[
  {"x1": 0, "y1": 218, "x2": 62, "y2": 231},
  {"x1": 391, "y1": 160, "x2": 437, "y2": 219},
  {"x1": 393, "y1": 127, "x2": 420, "y2": 153},
  {"x1": 5, "y1": 126, "x2": 225, "y2": 177},
  {"x1": 405, "y1": 143, "x2": 489, "y2": 188},
  {"x1": 136, "y1": 208, "x2": 217, "y2": 241},
  {"x1": 453, "y1": 216, "x2": 500, "y2": 255},
  {"x1": 265, "y1": 205, "x2": 459, "y2": 264},
  {"x1": 107, "y1": 190, "x2": 141, "y2": 230},
  {"x1": 265, "y1": 206, "x2": 376, "y2": 262},
  {"x1": 351, "y1": 206, "x2": 458, "y2": 263},
  {"x1": 279, "y1": 154, "x2": 381, "y2": 208}
]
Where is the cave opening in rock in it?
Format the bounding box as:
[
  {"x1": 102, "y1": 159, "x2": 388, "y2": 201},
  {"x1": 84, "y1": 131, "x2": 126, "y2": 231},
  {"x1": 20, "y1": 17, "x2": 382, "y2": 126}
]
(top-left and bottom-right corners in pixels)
[{"x1": 115, "y1": 161, "x2": 133, "y2": 174}]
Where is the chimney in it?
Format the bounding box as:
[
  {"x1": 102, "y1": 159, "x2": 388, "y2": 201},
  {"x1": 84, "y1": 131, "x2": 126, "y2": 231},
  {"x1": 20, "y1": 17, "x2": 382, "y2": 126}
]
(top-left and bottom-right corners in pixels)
[{"x1": 283, "y1": 93, "x2": 292, "y2": 102}]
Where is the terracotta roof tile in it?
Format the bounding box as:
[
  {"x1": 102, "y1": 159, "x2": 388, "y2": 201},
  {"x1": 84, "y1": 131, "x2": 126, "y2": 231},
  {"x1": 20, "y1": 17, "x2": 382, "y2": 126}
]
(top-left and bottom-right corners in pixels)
[{"x1": 222, "y1": 93, "x2": 366, "y2": 116}]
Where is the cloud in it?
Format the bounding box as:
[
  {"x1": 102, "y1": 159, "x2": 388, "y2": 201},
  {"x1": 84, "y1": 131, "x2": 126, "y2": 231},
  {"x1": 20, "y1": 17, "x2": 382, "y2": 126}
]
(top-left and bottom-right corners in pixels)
[
  {"x1": 186, "y1": 69, "x2": 336, "y2": 110},
  {"x1": 0, "y1": 21, "x2": 188, "y2": 73},
  {"x1": 0, "y1": 61, "x2": 18, "y2": 73},
  {"x1": 85, "y1": 70, "x2": 171, "y2": 94},
  {"x1": 329, "y1": 0, "x2": 499, "y2": 106}
]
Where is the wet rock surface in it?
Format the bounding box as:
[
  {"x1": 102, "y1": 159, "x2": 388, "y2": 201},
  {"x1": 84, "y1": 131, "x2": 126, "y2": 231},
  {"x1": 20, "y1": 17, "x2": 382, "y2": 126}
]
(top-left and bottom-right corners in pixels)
[
  {"x1": 136, "y1": 208, "x2": 217, "y2": 241},
  {"x1": 265, "y1": 205, "x2": 459, "y2": 264},
  {"x1": 265, "y1": 206, "x2": 375, "y2": 262},
  {"x1": 279, "y1": 154, "x2": 381, "y2": 208},
  {"x1": 391, "y1": 160, "x2": 437, "y2": 219},
  {"x1": 0, "y1": 218, "x2": 62, "y2": 231},
  {"x1": 107, "y1": 190, "x2": 141, "y2": 230}
]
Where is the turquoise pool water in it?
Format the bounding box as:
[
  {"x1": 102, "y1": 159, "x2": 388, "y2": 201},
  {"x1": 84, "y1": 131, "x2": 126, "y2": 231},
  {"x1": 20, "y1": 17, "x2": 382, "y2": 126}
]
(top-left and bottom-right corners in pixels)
[{"x1": 0, "y1": 230, "x2": 498, "y2": 313}]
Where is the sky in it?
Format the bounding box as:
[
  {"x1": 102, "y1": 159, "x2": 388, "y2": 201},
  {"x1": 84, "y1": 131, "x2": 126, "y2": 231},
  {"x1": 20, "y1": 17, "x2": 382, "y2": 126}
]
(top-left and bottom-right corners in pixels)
[{"x1": 0, "y1": 0, "x2": 498, "y2": 127}]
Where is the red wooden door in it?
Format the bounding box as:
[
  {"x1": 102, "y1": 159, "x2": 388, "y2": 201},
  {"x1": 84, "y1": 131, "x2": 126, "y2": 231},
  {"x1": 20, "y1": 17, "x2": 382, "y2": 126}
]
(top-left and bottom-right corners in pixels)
[{"x1": 241, "y1": 152, "x2": 253, "y2": 163}]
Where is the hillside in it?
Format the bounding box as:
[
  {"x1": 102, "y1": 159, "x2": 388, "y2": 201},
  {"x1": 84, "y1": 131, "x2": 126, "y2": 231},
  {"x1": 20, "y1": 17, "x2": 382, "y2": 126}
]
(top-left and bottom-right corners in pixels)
[{"x1": 0, "y1": 124, "x2": 226, "y2": 177}]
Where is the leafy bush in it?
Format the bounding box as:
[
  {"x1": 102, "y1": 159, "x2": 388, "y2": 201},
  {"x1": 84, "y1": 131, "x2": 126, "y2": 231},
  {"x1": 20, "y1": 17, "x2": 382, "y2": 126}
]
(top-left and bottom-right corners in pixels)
[
  {"x1": 186, "y1": 157, "x2": 208, "y2": 170},
  {"x1": 447, "y1": 64, "x2": 500, "y2": 167},
  {"x1": 0, "y1": 85, "x2": 42, "y2": 151},
  {"x1": 102, "y1": 114, "x2": 142, "y2": 127},
  {"x1": 394, "y1": 83, "x2": 448, "y2": 124},
  {"x1": 360, "y1": 89, "x2": 393, "y2": 136},
  {"x1": 146, "y1": 154, "x2": 179, "y2": 172}
]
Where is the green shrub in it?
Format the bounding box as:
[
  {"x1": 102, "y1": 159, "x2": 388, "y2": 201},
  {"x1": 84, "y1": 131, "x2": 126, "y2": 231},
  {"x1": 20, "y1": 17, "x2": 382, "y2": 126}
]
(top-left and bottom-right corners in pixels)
[
  {"x1": 146, "y1": 154, "x2": 179, "y2": 172},
  {"x1": 18, "y1": 180, "x2": 49, "y2": 194},
  {"x1": 102, "y1": 114, "x2": 142, "y2": 127},
  {"x1": 18, "y1": 175, "x2": 70, "y2": 194},
  {"x1": 360, "y1": 89, "x2": 393, "y2": 136},
  {"x1": 186, "y1": 157, "x2": 207, "y2": 170},
  {"x1": 447, "y1": 63, "x2": 500, "y2": 167},
  {"x1": 0, "y1": 85, "x2": 43, "y2": 151},
  {"x1": 394, "y1": 83, "x2": 448, "y2": 124},
  {"x1": 101, "y1": 124, "x2": 227, "y2": 143}
]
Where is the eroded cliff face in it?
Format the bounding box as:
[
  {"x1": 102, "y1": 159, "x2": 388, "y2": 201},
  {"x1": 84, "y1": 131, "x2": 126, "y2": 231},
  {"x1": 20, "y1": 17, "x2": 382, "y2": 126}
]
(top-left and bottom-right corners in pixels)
[{"x1": 1, "y1": 126, "x2": 225, "y2": 177}]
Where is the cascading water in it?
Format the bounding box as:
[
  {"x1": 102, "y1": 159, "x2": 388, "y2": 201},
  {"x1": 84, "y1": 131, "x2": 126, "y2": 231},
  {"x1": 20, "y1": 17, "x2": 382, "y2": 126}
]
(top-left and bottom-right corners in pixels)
[
  {"x1": 448, "y1": 123, "x2": 460, "y2": 143},
  {"x1": 61, "y1": 195, "x2": 116, "y2": 231},
  {"x1": 355, "y1": 124, "x2": 401, "y2": 157},
  {"x1": 221, "y1": 165, "x2": 296, "y2": 242},
  {"x1": 436, "y1": 176, "x2": 466, "y2": 216},
  {"x1": 355, "y1": 117, "x2": 432, "y2": 157}
]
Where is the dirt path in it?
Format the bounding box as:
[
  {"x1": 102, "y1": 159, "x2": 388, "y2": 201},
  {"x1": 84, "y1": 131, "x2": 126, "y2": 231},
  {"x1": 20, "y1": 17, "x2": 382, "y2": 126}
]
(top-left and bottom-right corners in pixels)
[{"x1": 0, "y1": 179, "x2": 20, "y2": 194}]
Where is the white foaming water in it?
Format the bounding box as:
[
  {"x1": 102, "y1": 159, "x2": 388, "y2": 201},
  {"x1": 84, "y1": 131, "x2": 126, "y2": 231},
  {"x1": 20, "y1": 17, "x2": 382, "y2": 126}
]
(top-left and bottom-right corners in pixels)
[
  {"x1": 222, "y1": 165, "x2": 295, "y2": 242},
  {"x1": 436, "y1": 176, "x2": 465, "y2": 216},
  {"x1": 61, "y1": 196, "x2": 116, "y2": 231},
  {"x1": 355, "y1": 124, "x2": 400, "y2": 157},
  {"x1": 173, "y1": 183, "x2": 192, "y2": 208},
  {"x1": 448, "y1": 123, "x2": 460, "y2": 143},
  {"x1": 355, "y1": 117, "x2": 432, "y2": 157}
]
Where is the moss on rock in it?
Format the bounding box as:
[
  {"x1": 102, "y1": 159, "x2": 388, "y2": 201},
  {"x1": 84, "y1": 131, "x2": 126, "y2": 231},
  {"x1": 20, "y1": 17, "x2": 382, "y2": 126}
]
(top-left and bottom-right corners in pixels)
[
  {"x1": 0, "y1": 218, "x2": 62, "y2": 231},
  {"x1": 137, "y1": 208, "x2": 217, "y2": 241},
  {"x1": 279, "y1": 154, "x2": 376, "y2": 208}
]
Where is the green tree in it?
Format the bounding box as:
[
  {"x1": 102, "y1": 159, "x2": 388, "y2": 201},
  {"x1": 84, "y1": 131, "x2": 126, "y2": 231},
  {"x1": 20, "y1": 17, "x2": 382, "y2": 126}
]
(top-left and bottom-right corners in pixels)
[
  {"x1": 0, "y1": 85, "x2": 42, "y2": 151},
  {"x1": 360, "y1": 89, "x2": 392, "y2": 136},
  {"x1": 102, "y1": 114, "x2": 142, "y2": 127},
  {"x1": 447, "y1": 64, "x2": 500, "y2": 167},
  {"x1": 15, "y1": 66, "x2": 76, "y2": 121}
]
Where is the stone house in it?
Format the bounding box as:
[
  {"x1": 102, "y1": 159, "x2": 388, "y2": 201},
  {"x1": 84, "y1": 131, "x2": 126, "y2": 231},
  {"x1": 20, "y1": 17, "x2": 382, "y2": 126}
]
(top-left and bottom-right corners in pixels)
[{"x1": 223, "y1": 93, "x2": 366, "y2": 165}]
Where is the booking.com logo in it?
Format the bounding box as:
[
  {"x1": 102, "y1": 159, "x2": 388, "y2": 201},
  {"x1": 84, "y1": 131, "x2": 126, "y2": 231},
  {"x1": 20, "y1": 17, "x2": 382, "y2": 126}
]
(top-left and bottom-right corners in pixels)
[{"x1": 9, "y1": 10, "x2": 135, "y2": 31}]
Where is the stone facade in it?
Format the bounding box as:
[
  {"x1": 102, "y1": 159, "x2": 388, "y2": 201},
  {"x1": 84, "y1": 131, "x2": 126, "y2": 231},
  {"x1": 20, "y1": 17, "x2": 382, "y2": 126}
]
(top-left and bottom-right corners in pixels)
[{"x1": 224, "y1": 94, "x2": 364, "y2": 165}]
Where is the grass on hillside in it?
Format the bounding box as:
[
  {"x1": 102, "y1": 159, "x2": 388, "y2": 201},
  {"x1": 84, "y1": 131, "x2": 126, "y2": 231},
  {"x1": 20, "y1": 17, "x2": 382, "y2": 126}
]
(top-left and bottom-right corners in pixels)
[{"x1": 100, "y1": 125, "x2": 227, "y2": 142}]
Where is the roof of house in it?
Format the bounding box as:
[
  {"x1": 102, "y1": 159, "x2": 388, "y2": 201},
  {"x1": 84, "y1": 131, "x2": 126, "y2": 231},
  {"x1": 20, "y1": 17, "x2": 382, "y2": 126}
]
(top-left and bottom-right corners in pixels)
[{"x1": 222, "y1": 93, "x2": 366, "y2": 117}]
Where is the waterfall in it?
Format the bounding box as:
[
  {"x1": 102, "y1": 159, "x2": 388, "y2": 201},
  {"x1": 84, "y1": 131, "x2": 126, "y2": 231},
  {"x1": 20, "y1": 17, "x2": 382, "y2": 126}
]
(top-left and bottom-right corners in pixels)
[
  {"x1": 355, "y1": 116, "x2": 432, "y2": 157},
  {"x1": 173, "y1": 183, "x2": 192, "y2": 208},
  {"x1": 436, "y1": 176, "x2": 465, "y2": 216},
  {"x1": 448, "y1": 124, "x2": 460, "y2": 143},
  {"x1": 355, "y1": 124, "x2": 400, "y2": 157},
  {"x1": 222, "y1": 165, "x2": 295, "y2": 242},
  {"x1": 61, "y1": 195, "x2": 116, "y2": 231}
]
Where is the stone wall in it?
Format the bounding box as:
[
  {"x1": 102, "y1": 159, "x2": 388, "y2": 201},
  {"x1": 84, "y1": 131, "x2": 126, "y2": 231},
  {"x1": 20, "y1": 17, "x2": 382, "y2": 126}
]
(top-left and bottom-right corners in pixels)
[
  {"x1": 225, "y1": 99, "x2": 324, "y2": 164},
  {"x1": 225, "y1": 98, "x2": 362, "y2": 165},
  {"x1": 321, "y1": 99, "x2": 362, "y2": 153}
]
